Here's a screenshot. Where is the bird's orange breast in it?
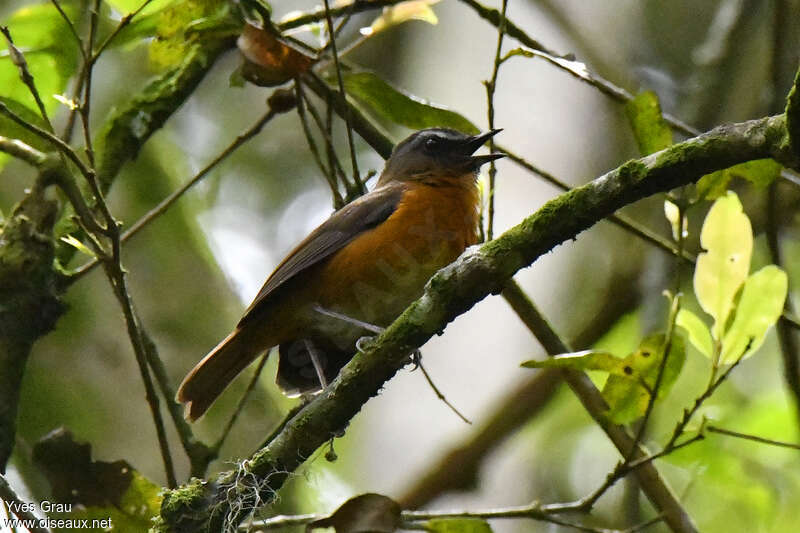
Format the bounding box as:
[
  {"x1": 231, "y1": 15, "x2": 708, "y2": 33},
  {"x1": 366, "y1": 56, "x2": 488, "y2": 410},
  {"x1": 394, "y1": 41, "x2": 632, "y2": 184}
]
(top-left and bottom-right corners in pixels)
[{"x1": 314, "y1": 178, "x2": 480, "y2": 327}]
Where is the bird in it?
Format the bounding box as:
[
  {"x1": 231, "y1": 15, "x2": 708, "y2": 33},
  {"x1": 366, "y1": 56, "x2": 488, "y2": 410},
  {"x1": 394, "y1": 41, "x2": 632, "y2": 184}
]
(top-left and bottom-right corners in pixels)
[{"x1": 176, "y1": 127, "x2": 503, "y2": 421}]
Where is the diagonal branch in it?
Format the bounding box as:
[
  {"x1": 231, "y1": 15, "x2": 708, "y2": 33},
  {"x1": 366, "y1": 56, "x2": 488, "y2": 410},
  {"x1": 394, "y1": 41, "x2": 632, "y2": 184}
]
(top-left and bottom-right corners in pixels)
[{"x1": 155, "y1": 113, "x2": 796, "y2": 532}]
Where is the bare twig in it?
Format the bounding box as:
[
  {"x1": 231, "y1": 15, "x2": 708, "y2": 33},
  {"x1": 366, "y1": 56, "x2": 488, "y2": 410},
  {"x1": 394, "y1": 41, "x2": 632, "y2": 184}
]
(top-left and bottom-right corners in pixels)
[
  {"x1": 250, "y1": 504, "x2": 628, "y2": 533},
  {"x1": 212, "y1": 354, "x2": 270, "y2": 455},
  {"x1": 706, "y1": 425, "x2": 800, "y2": 450},
  {"x1": 277, "y1": 0, "x2": 405, "y2": 31},
  {"x1": 93, "y1": 0, "x2": 156, "y2": 58},
  {"x1": 665, "y1": 349, "x2": 747, "y2": 451},
  {"x1": 298, "y1": 85, "x2": 349, "y2": 188},
  {"x1": 78, "y1": 0, "x2": 102, "y2": 167},
  {"x1": 320, "y1": 0, "x2": 363, "y2": 194},
  {"x1": 295, "y1": 83, "x2": 345, "y2": 207},
  {"x1": 628, "y1": 293, "x2": 682, "y2": 461},
  {"x1": 417, "y1": 360, "x2": 472, "y2": 425},
  {"x1": 49, "y1": 0, "x2": 85, "y2": 54},
  {"x1": 483, "y1": 0, "x2": 507, "y2": 241}
]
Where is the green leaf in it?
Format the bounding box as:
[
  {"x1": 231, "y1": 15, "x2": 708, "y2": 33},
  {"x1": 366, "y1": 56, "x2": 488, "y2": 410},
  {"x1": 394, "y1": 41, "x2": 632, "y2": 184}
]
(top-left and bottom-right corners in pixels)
[
  {"x1": 602, "y1": 334, "x2": 686, "y2": 424},
  {"x1": 104, "y1": 0, "x2": 172, "y2": 15},
  {"x1": 720, "y1": 265, "x2": 788, "y2": 364},
  {"x1": 341, "y1": 71, "x2": 479, "y2": 134},
  {"x1": 625, "y1": 90, "x2": 673, "y2": 155},
  {"x1": 676, "y1": 309, "x2": 713, "y2": 358},
  {"x1": 0, "y1": 3, "x2": 80, "y2": 118},
  {"x1": 522, "y1": 350, "x2": 628, "y2": 375},
  {"x1": 694, "y1": 191, "x2": 753, "y2": 339},
  {"x1": 695, "y1": 169, "x2": 732, "y2": 201},
  {"x1": 428, "y1": 518, "x2": 494, "y2": 533},
  {"x1": 362, "y1": 1, "x2": 440, "y2": 37},
  {"x1": 726, "y1": 159, "x2": 783, "y2": 188},
  {"x1": 149, "y1": 0, "x2": 231, "y2": 69},
  {"x1": 697, "y1": 159, "x2": 783, "y2": 201}
]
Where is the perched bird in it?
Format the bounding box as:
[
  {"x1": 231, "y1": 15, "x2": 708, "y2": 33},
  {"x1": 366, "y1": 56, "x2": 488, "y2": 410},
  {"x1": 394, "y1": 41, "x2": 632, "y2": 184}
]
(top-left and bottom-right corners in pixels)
[{"x1": 177, "y1": 128, "x2": 503, "y2": 420}]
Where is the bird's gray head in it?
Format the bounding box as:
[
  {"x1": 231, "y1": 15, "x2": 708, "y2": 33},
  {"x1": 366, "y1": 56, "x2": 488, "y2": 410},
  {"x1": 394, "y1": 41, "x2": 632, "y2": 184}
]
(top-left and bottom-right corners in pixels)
[{"x1": 378, "y1": 128, "x2": 503, "y2": 186}]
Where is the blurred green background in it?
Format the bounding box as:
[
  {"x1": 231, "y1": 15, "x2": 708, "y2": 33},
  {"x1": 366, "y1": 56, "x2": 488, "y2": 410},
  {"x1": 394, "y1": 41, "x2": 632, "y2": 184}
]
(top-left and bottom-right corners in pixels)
[{"x1": 2, "y1": 1, "x2": 800, "y2": 532}]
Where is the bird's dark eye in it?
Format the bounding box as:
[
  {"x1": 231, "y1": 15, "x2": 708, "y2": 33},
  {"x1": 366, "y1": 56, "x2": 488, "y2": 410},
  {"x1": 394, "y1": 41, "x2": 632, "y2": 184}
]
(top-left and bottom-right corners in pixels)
[{"x1": 424, "y1": 137, "x2": 442, "y2": 153}]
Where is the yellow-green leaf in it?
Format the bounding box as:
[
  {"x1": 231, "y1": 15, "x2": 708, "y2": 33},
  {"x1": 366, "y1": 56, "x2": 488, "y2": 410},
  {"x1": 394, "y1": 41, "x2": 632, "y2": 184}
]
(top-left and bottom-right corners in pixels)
[
  {"x1": 362, "y1": 1, "x2": 440, "y2": 37},
  {"x1": 694, "y1": 191, "x2": 752, "y2": 339},
  {"x1": 625, "y1": 90, "x2": 673, "y2": 155},
  {"x1": 60, "y1": 235, "x2": 97, "y2": 258},
  {"x1": 697, "y1": 159, "x2": 783, "y2": 201},
  {"x1": 428, "y1": 518, "x2": 493, "y2": 533},
  {"x1": 105, "y1": 0, "x2": 172, "y2": 15},
  {"x1": 720, "y1": 265, "x2": 788, "y2": 364},
  {"x1": 341, "y1": 71, "x2": 478, "y2": 134},
  {"x1": 602, "y1": 334, "x2": 686, "y2": 424},
  {"x1": 676, "y1": 309, "x2": 713, "y2": 358},
  {"x1": 522, "y1": 350, "x2": 626, "y2": 375},
  {"x1": 149, "y1": 0, "x2": 231, "y2": 69}
]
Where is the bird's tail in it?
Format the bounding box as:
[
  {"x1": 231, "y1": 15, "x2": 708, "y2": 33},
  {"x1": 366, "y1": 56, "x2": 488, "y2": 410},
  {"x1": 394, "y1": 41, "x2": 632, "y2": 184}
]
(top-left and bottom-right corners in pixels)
[{"x1": 176, "y1": 329, "x2": 262, "y2": 421}]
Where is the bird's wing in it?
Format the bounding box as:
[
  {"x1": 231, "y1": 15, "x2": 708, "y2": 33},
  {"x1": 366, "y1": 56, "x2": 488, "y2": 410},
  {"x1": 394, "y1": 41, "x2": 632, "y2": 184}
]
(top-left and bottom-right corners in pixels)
[{"x1": 237, "y1": 183, "x2": 404, "y2": 326}]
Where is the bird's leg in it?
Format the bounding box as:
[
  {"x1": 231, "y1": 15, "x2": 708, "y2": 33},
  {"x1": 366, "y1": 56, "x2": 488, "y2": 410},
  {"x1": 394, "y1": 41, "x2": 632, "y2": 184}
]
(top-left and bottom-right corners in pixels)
[
  {"x1": 313, "y1": 304, "x2": 421, "y2": 367},
  {"x1": 303, "y1": 339, "x2": 328, "y2": 389},
  {"x1": 313, "y1": 304, "x2": 383, "y2": 333}
]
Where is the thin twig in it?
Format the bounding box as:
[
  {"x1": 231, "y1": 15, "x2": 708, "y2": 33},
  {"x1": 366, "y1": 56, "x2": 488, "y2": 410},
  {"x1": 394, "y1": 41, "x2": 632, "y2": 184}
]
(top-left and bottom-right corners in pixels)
[
  {"x1": 79, "y1": 0, "x2": 102, "y2": 167},
  {"x1": 68, "y1": 108, "x2": 278, "y2": 281},
  {"x1": 249, "y1": 505, "x2": 624, "y2": 533},
  {"x1": 321, "y1": 0, "x2": 363, "y2": 194},
  {"x1": 295, "y1": 83, "x2": 345, "y2": 207},
  {"x1": 628, "y1": 293, "x2": 682, "y2": 461},
  {"x1": 299, "y1": 85, "x2": 349, "y2": 188},
  {"x1": 49, "y1": 0, "x2": 85, "y2": 54},
  {"x1": 483, "y1": 0, "x2": 507, "y2": 241},
  {"x1": 277, "y1": 0, "x2": 405, "y2": 31},
  {"x1": 104, "y1": 260, "x2": 178, "y2": 487},
  {"x1": 212, "y1": 354, "x2": 270, "y2": 455},
  {"x1": 665, "y1": 349, "x2": 747, "y2": 451},
  {"x1": 706, "y1": 425, "x2": 800, "y2": 450},
  {"x1": 417, "y1": 360, "x2": 472, "y2": 425},
  {"x1": 93, "y1": 0, "x2": 156, "y2": 59}
]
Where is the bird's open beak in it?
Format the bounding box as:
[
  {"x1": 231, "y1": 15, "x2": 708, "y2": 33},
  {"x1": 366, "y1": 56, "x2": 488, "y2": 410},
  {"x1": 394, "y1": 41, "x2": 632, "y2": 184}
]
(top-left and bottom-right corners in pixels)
[{"x1": 462, "y1": 129, "x2": 504, "y2": 168}]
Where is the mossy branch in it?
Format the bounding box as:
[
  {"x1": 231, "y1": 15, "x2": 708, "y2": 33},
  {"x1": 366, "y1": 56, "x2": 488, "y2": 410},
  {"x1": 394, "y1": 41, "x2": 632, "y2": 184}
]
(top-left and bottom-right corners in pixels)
[{"x1": 155, "y1": 113, "x2": 796, "y2": 533}]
